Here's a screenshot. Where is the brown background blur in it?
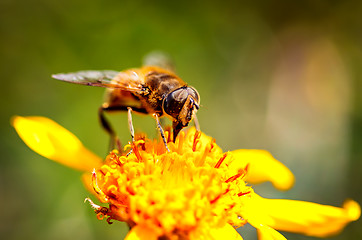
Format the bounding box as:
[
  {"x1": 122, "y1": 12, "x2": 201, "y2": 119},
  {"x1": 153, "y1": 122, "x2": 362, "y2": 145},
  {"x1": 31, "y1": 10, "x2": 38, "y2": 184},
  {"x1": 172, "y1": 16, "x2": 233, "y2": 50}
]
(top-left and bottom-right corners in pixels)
[{"x1": 1, "y1": 0, "x2": 361, "y2": 239}]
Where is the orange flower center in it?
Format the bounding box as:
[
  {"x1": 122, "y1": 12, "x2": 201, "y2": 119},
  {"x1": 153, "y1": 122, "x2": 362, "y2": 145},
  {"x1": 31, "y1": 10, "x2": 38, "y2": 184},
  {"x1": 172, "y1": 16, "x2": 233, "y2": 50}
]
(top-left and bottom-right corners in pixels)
[{"x1": 89, "y1": 128, "x2": 252, "y2": 239}]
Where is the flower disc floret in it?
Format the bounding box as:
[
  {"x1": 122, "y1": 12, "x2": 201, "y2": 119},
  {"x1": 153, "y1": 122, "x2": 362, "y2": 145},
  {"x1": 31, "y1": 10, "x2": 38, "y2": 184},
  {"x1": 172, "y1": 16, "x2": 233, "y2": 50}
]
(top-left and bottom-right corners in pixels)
[{"x1": 91, "y1": 129, "x2": 251, "y2": 239}]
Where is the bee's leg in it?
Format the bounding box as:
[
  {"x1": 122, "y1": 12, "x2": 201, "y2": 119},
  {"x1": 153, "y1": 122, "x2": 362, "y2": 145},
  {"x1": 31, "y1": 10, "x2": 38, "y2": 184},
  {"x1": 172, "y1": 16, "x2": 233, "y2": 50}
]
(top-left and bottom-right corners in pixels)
[
  {"x1": 98, "y1": 107, "x2": 122, "y2": 153},
  {"x1": 127, "y1": 107, "x2": 135, "y2": 142},
  {"x1": 125, "y1": 107, "x2": 136, "y2": 156},
  {"x1": 153, "y1": 114, "x2": 170, "y2": 152},
  {"x1": 193, "y1": 113, "x2": 200, "y2": 132}
]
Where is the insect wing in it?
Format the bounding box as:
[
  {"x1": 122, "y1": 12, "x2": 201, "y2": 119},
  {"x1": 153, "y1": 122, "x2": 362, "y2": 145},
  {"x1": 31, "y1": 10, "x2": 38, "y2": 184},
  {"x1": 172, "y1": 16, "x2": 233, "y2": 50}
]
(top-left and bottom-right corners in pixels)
[
  {"x1": 111, "y1": 70, "x2": 145, "y2": 92},
  {"x1": 142, "y1": 51, "x2": 175, "y2": 73},
  {"x1": 52, "y1": 70, "x2": 144, "y2": 92},
  {"x1": 52, "y1": 70, "x2": 122, "y2": 88}
]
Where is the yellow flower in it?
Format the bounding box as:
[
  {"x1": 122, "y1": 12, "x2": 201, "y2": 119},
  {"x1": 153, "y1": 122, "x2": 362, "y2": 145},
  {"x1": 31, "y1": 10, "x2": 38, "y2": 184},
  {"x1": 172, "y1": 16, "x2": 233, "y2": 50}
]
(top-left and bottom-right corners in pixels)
[{"x1": 12, "y1": 116, "x2": 361, "y2": 240}]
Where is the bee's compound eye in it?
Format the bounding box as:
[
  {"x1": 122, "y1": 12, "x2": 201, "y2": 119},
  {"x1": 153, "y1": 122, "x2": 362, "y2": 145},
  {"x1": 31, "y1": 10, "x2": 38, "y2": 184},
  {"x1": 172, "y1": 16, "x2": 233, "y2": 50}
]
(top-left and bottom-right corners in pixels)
[
  {"x1": 188, "y1": 86, "x2": 200, "y2": 106},
  {"x1": 163, "y1": 87, "x2": 188, "y2": 118}
]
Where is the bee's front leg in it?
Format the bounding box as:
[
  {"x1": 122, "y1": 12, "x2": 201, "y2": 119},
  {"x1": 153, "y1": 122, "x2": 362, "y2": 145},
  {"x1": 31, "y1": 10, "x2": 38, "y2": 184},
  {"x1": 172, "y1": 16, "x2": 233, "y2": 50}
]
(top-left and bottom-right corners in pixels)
[
  {"x1": 98, "y1": 107, "x2": 122, "y2": 153},
  {"x1": 127, "y1": 107, "x2": 135, "y2": 143},
  {"x1": 154, "y1": 114, "x2": 170, "y2": 152},
  {"x1": 193, "y1": 113, "x2": 200, "y2": 132}
]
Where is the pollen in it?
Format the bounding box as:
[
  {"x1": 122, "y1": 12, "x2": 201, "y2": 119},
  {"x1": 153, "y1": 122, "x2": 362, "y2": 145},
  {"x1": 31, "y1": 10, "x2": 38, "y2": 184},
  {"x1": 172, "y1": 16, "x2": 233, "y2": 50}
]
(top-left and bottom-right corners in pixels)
[{"x1": 89, "y1": 128, "x2": 252, "y2": 239}]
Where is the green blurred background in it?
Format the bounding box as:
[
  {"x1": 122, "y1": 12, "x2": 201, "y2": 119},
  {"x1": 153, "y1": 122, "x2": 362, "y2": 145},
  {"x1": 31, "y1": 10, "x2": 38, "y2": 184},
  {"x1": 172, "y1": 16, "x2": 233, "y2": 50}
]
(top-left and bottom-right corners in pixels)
[{"x1": 1, "y1": 0, "x2": 361, "y2": 239}]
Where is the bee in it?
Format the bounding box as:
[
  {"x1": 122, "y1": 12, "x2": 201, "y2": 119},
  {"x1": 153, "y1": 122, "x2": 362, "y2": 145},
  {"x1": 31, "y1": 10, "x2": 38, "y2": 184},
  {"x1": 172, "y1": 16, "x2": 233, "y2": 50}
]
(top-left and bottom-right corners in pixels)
[{"x1": 52, "y1": 65, "x2": 200, "y2": 151}]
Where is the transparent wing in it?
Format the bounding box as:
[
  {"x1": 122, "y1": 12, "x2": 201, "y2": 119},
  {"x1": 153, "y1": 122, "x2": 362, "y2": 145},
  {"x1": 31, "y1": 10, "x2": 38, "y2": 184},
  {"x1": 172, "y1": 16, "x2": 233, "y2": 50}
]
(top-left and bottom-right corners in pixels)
[
  {"x1": 142, "y1": 51, "x2": 175, "y2": 73},
  {"x1": 52, "y1": 70, "x2": 120, "y2": 87},
  {"x1": 52, "y1": 70, "x2": 143, "y2": 91}
]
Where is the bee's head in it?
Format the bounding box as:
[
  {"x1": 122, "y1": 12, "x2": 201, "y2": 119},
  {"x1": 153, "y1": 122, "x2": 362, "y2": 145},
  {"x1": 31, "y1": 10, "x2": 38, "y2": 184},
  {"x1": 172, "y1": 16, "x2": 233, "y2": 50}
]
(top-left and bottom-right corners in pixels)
[{"x1": 163, "y1": 86, "x2": 200, "y2": 127}]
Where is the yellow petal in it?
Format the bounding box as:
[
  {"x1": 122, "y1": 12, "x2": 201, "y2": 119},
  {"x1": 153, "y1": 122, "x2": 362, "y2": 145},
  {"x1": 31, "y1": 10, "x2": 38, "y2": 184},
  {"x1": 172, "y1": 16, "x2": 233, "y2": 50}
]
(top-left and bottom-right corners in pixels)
[
  {"x1": 256, "y1": 227, "x2": 287, "y2": 240},
  {"x1": 125, "y1": 224, "x2": 243, "y2": 240},
  {"x1": 125, "y1": 226, "x2": 158, "y2": 240},
  {"x1": 246, "y1": 194, "x2": 360, "y2": 238},
  {"x1": 230, "y1": 149, "x2": 294, "y2": 191},
  {"x1": 12, "y1": 116, "x2": 102, "y2": 172},
  {"x1": 209, "y1": 224, "x2": 243, "y2": 240},
  {"x1": 240, "y1": 195, "x2": 287, "y2": 240}
]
